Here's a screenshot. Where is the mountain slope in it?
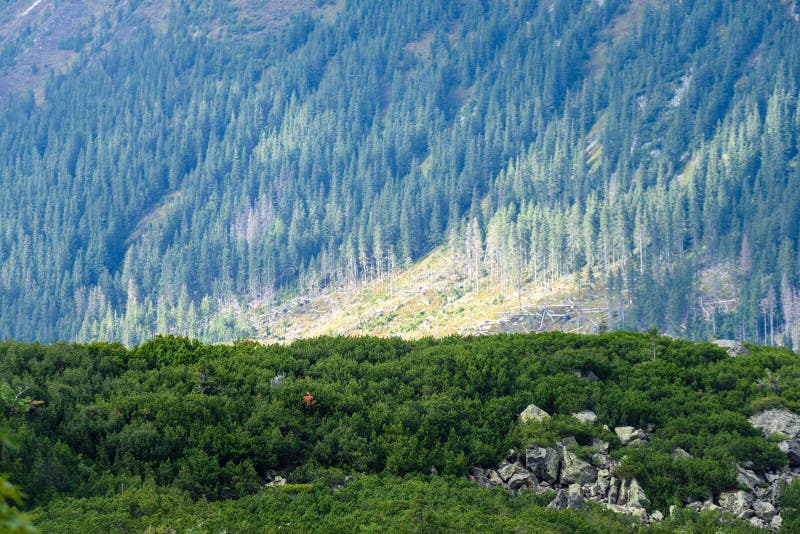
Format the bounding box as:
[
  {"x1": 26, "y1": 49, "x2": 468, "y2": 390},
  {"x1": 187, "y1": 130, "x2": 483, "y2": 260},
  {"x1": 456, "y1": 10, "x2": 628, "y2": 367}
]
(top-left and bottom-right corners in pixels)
[{"x1": 0, "y1": 0, "x2": 799, "y2": 344}]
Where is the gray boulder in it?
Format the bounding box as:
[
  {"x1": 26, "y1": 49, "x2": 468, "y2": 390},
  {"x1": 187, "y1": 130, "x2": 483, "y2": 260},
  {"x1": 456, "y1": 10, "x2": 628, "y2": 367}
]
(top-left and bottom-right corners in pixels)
[
  {"x1": 718, "y1": 490, "x2": 753, "y2": 517},
  {"x1": 779, "y1": 438, "x2": 800, "y2": 466},
  {"x1": 592, "y1": 452, "x2": 613, "y2": 469},
  {"x1": 711, "y1": 339, "x2": 747, "y2": 357},
  {"x1": 752, "y1": 500, "x2": 776, "y2": 519},
  {"x1": 468, "y1": 467, "x2": 490, "y2": 488},
  {"x1": 615, "y1": 426, "x2": 645, "y2": 444},
  {"x1": 586, "y1": 474, "x2": 611, "y2": 500},
  {"x1": 547, "y1": 490, "x2": 569, "y2": 509},
  {"x1": 266, "y1": 475, "x2": 287, "y2": 487},
  {"x1": 269, "y1": 373, "x2": 285, "y2": 387},
  {"x1": 607, "y1": 477, "x2": 620, "y2": 504},
  {"x1": 601, "y1": 502, "x2": 649, "y2": 521},
  {"x1": 497, "y1": 462, "x2": 532, "y2": 488},
  {"x1": 525, "y1": 446, "x2": 560, "y2": 483},
  {"x1": 567, "y1": 484, "x2": 586, "y2": 509},
  {"x1": 618, "y1": 478, "x2": 647, "y2": 509},
  {"x1": 735, "y1": 465, "x2": 762, "y2": 490},
  {"x1": 672, "y1": 447, "x2": 693, "y2": 460},
  {"x1": 574, "y1": 369, "x2": 599, "y2": 382},
  {"x1": 749, "y1": 408, "x2": 800, "y2": 438},
  {"x1": 520, "y1": 404, "x2": 551, "y2": 423},
  {"x1": 701, "y1": 500, "x2": 720, "y2": 512},
  {"x1": 651, "y1": 510, "x2": 664, "y2": 522},
  {"x1": 560, "y1": 450, "x2": 598, "y2": 485},
  {"x1": 547, "y1": 487, "x2": 584, "y2": 510},
  {"x1": 485, "y1": 469, "x2": 505, "y2": 488},
  {"x1": 572, "y1": 410, "x2": 598, "y2": 424},
  {"x1": 507, "y1": 471, "x2": 536, "y2": 490}
]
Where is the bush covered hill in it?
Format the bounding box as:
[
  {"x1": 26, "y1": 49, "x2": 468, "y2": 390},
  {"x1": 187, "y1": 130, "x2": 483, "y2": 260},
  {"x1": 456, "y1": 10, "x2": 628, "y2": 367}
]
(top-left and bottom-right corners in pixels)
[
  {"x1": 1, "y1": 0, "x2": 800, "y2": 345},
  {"x1": 2, "y1": 332, "x2": 800, "y2": 531}
]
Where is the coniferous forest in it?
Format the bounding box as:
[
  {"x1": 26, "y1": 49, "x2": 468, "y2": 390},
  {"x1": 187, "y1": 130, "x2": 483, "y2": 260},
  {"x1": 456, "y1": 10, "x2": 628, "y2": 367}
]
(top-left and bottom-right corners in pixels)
[{"x1": 1, "y1": 0, "x2": 800, "y2": 345}]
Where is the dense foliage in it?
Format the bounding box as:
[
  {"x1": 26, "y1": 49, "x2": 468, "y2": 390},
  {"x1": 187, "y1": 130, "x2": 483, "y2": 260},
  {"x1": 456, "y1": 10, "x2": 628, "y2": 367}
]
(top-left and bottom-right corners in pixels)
[
  {"x1": 34, "y1": 476, "x2": 638, "y2": 533},
  {"x1": 0, "y1": 0, "x2": 799, "y2": 344},
  {"x1": 0, "y1": 332, "x2": 798, "y2": 529}
]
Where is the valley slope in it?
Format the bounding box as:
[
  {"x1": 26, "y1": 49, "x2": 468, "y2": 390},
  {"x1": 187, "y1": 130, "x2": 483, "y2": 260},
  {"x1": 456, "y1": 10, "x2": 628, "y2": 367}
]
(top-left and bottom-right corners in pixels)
[{"x1": 0, "y1": 0, "x2": 799, "y2": 346}]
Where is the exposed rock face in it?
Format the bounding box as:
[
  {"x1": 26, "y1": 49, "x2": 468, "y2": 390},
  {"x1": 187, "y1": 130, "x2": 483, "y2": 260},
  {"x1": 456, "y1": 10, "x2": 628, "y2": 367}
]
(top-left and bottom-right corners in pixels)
[
  {"x1": 525, "y1": 446, "x2": 560, "y2": 484},
  {"x1": 572, "y1": 410, "x2": 598, "y2": 424},
  {"x1": 749, "y1": 409, "x2": 800, "y2": 438},
  {"x1": 519, "y1": 404, "x2": 550, "y2": 423},
  {"x1": 711, "y1": 339, "x2": 748, "y2": 357}
]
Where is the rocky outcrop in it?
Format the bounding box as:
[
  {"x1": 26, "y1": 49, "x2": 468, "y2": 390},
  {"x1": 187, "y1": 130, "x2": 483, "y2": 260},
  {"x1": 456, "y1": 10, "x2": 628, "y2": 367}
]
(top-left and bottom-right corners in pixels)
[
  {"x1": 469, "y1": 417, "x2": 800, "y2": 530},
  {"x1": 471, "y1": 430, "x2": 652, "y2": 523},
  {"x1": 519, "y1": 404, "x2": 550, "y2": 423},
  {"x1": 469, "y1": 409, "x2": 800, "y2": 530}
]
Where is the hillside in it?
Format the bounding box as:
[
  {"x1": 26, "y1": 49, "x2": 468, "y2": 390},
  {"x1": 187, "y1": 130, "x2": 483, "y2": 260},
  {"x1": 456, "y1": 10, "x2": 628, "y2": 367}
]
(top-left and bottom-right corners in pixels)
[
  {"x1": 1, "y1": 333, "x2": 800, "y2": 531},
  {"x1": 0, "y1": 0, "x2": 331, "y2": 100},
  {"x1": 0, "y1": 0, "x2": 799, "y2": 346}
]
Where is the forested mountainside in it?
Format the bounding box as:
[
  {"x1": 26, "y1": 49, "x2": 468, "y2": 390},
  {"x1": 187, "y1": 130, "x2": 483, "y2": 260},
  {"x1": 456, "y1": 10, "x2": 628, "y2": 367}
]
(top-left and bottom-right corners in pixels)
[
  {"x1": 1, "y1": 0, "x2": 800, "y2": 344},
  {"x1": 1, "y1": 333, "x2": 800, "y2": 531}
]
